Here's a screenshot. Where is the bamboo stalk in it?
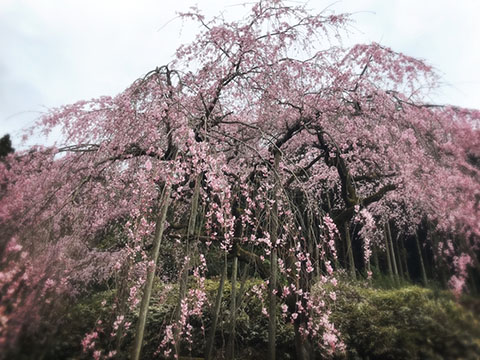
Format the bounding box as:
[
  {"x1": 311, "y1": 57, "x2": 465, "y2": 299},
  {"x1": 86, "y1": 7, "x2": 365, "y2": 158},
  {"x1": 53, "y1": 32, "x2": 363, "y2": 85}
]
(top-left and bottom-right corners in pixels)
[
  {"x1": 344, "y1": 222, "x2": 356, "y2": 280},
  {"x1": 268, "y1": 150, "x2": 280, "y2": 360},
  {"x1": 384, "y1": 223, "x2": 394, "y2": 282},
  {"x1": 415, "y1": 231, "x2": 428, "y2": 286},
  {"x1": 174, "y1": 175, "x2": 202, "y2": 357},
  {"x1": 132, "y1": 184, "x2": 171, "y2": 360},
  {"x1": 386, "y1": 222, "x2": 399, "y2": 282},
  {"x1": 205, "y1": 253, "x2": 228, "y2": 360},
  {"x1": 226, "y1": 253, "x2": 238, "y2": 359}
]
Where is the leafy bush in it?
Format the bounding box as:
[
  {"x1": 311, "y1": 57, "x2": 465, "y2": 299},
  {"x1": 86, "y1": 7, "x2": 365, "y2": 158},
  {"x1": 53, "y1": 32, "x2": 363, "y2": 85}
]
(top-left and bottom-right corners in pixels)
[
  {"x1": 324, "y1": 282, "x2": 480, "y2": 360},
  {"x1": 10, "y1": 279, "x2": 480, "y2": 359}
]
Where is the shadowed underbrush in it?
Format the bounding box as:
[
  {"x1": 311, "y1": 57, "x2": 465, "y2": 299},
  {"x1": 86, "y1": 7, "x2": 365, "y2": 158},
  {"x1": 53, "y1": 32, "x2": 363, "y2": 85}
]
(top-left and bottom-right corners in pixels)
[{"x1": 8, "y1": 279, "x2": 480, "y2": 359}]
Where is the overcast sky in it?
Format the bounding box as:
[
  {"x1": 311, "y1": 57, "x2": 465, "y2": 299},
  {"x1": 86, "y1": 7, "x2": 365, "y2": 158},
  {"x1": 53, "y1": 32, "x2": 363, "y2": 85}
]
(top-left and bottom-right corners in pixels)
[{"x1": 1, "y1": 0, "x2": 479, "y2": 149}]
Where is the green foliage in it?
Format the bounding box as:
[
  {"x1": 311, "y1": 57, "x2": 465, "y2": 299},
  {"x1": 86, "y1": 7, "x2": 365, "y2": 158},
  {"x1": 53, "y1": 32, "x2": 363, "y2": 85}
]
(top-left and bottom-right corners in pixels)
[
  {"x1": 324, "y1": 282, "x2": 480, "y2": 360},
  {"x1": 11, "y1": 278, "x2": 480, "y2": 359},
  {"x1": 368, "y1": 268, "x2": 413, "y2": 289},
  {"x1": 11, "y1": 290, "x2": 116, "y2": 360}
]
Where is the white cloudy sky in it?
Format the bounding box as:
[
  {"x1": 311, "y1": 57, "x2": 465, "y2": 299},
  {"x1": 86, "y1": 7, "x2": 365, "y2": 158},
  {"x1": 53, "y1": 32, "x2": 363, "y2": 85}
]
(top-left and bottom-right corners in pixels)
[{"x1": 1, "y1": 0, "x2": 479, "y2": 149}]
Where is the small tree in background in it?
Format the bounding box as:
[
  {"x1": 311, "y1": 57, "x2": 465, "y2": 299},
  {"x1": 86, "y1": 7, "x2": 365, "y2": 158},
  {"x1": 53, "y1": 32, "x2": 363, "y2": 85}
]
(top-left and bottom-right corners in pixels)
[{"x1": 0, "y1": 134, "x2": 14, "y2": 158}]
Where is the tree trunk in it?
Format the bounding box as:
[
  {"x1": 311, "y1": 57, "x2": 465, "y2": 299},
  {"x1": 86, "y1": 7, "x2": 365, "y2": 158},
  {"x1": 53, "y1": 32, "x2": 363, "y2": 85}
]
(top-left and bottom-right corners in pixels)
[
  {"x1": 365, "y1": 257, "x2": 372, "y2": 281},
  {"x1": 236, "y1": 262, "x2": 250, "y2": 307},
  {"x1": 268, "y1": 150, "x2": 281, "y2": 360},
  {"x1": 309, "y1": 222, "x2": 321, "y2": 278},
  {"x1": 344, "y1": 222, "x2": 356, "y2": 280},
  {"x1": 132, "y1": 184, "x2": 171, "y2": 360},
  {"x1": 415, "y1": 231, "x2": 428, "y2": 286},
  {"x1": 174, "y1": 175, "x2": 202, "y2": 357},
  {"x1": 386, "y1": 222, "x2": 399, "y2": 283},
  {"x1": 226, "y1": 253, "x2": 238, "y2": 359},
  {"x1": 372, "y1": 245, "x2": 380, "y2": 273},
  {"x1": 469, "y1": 267, "x2": 478, "y2": 294},
  {"x1": 399, "y1": 237, "x2": 410, "y2": 281},
  {"x1": 205, "y1": 253, "x2": 228, "y2": 360},
  {"x1": 393, "y1": 233, "x2": 404, "y2": 280},
  {"x1": 268, "y1": 248, "x2": 278, "y2": 360},
  {"x1": 294, "y1": 320, "x2": 312, "y2": 360},
  {"x1": 174, "y1": 258, "x2": 189, "y2": 357},
  {"x1": 384, "y1": 223, "x2": 394, "y2": 282},
  {"x1": 115, "y1": 261, "x2": 132, "y2": 353}
]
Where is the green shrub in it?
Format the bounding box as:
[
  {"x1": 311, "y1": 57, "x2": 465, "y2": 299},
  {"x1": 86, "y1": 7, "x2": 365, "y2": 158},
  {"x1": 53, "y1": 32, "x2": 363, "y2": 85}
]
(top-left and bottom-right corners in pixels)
[
  {"x1": 11, "y1": 278, "x2": 480, "y2": 360},
  {"x1": 324, "y1": 283, "x2": 480, "y2": 360}
]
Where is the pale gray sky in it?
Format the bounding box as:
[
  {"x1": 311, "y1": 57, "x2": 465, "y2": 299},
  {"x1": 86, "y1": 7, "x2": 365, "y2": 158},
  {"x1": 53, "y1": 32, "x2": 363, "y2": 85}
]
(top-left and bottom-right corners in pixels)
[{"x1": 1, "y1": 0, "x2": 479, "y2": 149}]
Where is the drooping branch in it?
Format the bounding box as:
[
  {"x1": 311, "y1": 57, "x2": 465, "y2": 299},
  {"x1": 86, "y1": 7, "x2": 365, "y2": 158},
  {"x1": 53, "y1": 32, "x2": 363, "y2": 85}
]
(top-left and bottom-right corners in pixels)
[
  {"x1": 353, "y1": 172, "x2": 396, "y2": 182},
  {"x1": 285, "y1": 154, "x2": 323, "y2": 188},
  {"x1": 333, "y1": 183, "x2": 397, "y2": 225},
  {"x1": 272, "y1": 117, "x2": 309, "y2": 151},
  {"x1": 362, "y1": 183, "x2": 396, "y2": 207}
]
